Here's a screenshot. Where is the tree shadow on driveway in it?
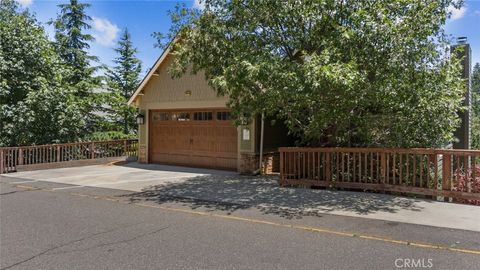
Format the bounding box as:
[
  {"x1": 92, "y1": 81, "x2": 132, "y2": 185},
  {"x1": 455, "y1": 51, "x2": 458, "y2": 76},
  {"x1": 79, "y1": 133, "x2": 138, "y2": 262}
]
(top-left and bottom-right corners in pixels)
[{"x1": 121, "y1": 174, "x2": 426, "y2": 220}]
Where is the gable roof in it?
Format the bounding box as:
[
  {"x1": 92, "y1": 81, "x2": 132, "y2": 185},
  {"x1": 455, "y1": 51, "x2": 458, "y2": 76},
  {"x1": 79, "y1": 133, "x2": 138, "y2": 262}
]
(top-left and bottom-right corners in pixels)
[{"x1": 127, "y1": 43, "x2": 173, "y2": 106}]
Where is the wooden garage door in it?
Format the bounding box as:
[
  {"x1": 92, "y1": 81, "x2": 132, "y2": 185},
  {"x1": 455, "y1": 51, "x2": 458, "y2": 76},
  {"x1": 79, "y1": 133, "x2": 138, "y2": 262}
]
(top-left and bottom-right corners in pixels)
[{"x1": 148, "y1": 109, "x2": 238, "y2": 170}]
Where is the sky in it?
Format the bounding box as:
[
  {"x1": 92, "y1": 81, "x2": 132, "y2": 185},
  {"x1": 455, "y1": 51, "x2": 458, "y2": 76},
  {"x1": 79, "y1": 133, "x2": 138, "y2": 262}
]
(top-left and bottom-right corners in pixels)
[{"x1": 15, "y1": 0, "x2": 480, "y2": 77}]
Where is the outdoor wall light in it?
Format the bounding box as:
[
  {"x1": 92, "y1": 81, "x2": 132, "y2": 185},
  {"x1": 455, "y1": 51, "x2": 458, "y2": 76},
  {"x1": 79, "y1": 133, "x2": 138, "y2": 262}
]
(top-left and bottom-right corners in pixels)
[
  {"x1": 136, "y1": 114, "x2": 145, "y2": 125},
  {"x1": 185, "y1": 90, "x2": 192, "y2": 96}
]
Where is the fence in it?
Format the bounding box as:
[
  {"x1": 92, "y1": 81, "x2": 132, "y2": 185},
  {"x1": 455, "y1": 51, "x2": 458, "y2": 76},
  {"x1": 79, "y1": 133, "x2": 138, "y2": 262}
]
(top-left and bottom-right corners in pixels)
[
  {"x1": 279, "y1": 147, "x2": 480, "y2": 204},
  {"x1": 0, "y1": 139, "x2": 138, "y2": 174}
]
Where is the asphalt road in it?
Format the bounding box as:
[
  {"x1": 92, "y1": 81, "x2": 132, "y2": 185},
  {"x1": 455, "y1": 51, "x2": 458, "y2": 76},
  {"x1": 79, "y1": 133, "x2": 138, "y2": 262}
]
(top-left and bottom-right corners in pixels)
[{"x1": 1, "y1": 178, "x2": 480, "y2": 270}]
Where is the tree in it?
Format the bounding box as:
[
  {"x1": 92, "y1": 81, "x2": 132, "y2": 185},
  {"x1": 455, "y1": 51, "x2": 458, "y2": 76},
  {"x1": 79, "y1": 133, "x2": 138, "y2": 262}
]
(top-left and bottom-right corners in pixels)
[
  {"x1": 51, "y1": 0, "x2": 101, "y2": 136},
  {"x1": 156, "y1": 1, "x2": 465, "y2": 148},
  {"x1": 0, "y1": 0, "x2": 84, "y2": 146},
  {"x1": 105, "y1": 28, "x2": 142, "y2": 135},
  {"x1": 51, "y1": 0, "x2": 97, "y2": 88},
  {"x1": 472, "y1": 63, "x2": 480, "y2": 149}
]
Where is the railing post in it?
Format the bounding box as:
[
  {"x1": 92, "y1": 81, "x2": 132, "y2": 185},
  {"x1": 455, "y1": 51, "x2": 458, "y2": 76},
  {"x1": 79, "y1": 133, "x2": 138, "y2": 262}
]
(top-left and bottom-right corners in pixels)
[
  {"x1": 133, "y1": 140, "x2": 138, "y2": 157},
  {"x1": 381, "y1": 152, "x2": 387, "y2": 190},
  {"x1": 124, "y1": 140, "x2": 128, "y2": 156},
  {"x1": 325, "y1": 152, "x2": 332, "y2": 186},
  {"x1": 56, "y1": 145, "x2": 61, "y2": 162},
  {"x1": 90, "y1": 142, "x2": 95, "y2": 159},
  {"x1": 442, "y1": 153, "x2": 452, "y2": 199},
  {"x1": 18, "y1": 148, "x2": 24, "y2": 165},
  {"x1": 0, "y1": 149, "x2": 4, "y2": 174},
  {"x1": 279, "y1": 149, "x2": 284, "y2": 186},
  {"x1": 467, "y1": 155, "x2": 472, "y2": 194}
]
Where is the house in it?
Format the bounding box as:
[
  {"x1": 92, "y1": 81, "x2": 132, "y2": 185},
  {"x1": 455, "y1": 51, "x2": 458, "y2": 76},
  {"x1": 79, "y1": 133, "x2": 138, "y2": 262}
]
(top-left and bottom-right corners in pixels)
[{"x1": 128, "y1": 46, "x2": 293, "y2": 173}]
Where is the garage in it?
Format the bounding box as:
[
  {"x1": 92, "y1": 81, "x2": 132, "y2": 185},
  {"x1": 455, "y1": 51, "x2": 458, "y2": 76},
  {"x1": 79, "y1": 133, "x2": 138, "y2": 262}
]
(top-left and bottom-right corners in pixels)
[
  {"x1": 128, "y1": 49, "x2": 260, "y2": 173},
  {"x1": 148, "y1": 109, "x2": 238, "y2": 170}
]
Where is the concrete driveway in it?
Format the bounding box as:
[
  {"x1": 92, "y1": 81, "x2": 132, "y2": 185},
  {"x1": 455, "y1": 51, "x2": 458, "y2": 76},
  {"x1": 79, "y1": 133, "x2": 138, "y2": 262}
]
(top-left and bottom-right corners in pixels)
[
  {"x1": 2, "y1": 162, "x2": 479, "y2": 232},
  {"x1": 2, "y1": 163, "x2": 236, "y2": 191}
]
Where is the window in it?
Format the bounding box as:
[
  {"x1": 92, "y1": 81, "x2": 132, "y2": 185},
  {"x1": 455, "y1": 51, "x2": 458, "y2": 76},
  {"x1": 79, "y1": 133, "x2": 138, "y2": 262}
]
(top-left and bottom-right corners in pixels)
[
  {"x1": 216, "y1": 111, "x2": 231, "y2": 121},
  {"x1": 172, "y1": 112, "x2": 190, "y2": 121},
  {"x1": 152, "y1": 112, "x2": 171, "y2": 121},
  {"x1": 194, "y1": 111, "x2": 213, "y2": 121}
]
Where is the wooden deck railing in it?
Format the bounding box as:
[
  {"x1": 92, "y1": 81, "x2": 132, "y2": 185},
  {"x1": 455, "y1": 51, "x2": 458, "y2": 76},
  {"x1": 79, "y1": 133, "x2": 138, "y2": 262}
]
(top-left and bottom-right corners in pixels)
[
  {"x1": 279, "y1": 147, "x2": 480, "y2": 204},
  {"x1": 0, "y1": 139, "x2": 138, "y2": 174}
]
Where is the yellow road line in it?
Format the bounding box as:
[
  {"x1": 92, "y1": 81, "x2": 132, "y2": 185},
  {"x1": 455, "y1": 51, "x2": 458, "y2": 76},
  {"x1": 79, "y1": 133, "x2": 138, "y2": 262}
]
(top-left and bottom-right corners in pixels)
[
  {"x1": 12, "y1": 183, "x2": 480, "y2": 256},
  {"x1": 15, "y1": 184, "x2": 40, "y2": 190}
]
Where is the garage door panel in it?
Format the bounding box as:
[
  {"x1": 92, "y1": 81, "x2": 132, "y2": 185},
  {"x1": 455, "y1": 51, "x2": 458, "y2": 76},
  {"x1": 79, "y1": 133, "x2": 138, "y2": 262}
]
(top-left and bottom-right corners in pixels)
[
  {"x1": 190, "y1": 151, "x2": 236, "y2": 159},
  {"x1": 150, "y1": 153, "x2": 191, "y2": 165},
  {"x1": 149, "y1": 109, "x2": 237, "y2": 170},
  {"x1": 215, "y1": 158, "x2": 238, "y2": 170},
  {"x1": 189, "y1": 156, "x2": 215, "y2": 167}
]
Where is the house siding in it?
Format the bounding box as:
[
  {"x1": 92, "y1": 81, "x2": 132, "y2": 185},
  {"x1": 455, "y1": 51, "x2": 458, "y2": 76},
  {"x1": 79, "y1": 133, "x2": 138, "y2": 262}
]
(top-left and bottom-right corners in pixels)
[{"x1": 139, "y1": 54, "x2": 228, "y2": 110}]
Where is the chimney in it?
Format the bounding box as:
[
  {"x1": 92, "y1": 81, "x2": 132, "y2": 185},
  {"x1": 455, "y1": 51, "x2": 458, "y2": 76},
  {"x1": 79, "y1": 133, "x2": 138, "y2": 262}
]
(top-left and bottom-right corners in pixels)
[{"x1": 451, "y1": 37, "x2": 472, "y2": 149}]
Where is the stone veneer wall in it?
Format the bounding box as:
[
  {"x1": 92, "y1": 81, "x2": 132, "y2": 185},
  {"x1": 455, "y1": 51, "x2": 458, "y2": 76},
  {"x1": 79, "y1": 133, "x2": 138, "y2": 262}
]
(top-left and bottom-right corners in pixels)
[{"x1": 138, "y1": 145, "x2": 147, "y2": 163}]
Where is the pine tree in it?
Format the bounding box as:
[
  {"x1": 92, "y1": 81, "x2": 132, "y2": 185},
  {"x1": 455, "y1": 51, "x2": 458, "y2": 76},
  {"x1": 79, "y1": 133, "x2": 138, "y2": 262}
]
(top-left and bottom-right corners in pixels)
[
  {"x1": 51, "y1": 0, "x2": 101, "y2": 137},
  {"x1": 106, "y1": 28, "x2": 142, "y2": 134},
  {"x1": 52, "y1": 0, "x2": 98, "y2": 92}
]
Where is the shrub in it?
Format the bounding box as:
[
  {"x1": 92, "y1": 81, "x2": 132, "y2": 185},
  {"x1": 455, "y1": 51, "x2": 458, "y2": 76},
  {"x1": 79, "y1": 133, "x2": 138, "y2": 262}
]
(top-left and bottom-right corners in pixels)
[
  {"x1": 453, "y1": 165, "x2": 480, "y2": 205},
  {"x1": 85, "y1": 131, "x2": 137, "y2": 142}
]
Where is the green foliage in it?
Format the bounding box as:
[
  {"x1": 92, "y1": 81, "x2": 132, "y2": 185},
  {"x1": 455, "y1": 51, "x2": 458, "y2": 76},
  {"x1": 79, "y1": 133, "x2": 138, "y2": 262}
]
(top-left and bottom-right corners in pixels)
[
  {"x1": 105, "y1": 28, "x2": 142, "y2": 135},
  {"x1": 0, "y1": 0, "x2": 84, "y2": 146},
  {"x1": 472, "y1": 63, "x2": 480, "y2": 149},
  {"x1": 7, "y1": 87, "x2": 85, "y2": 145},
  {"x1": 85, "y1": 131, "x2": 137, "y2": 141},
  {"x1": 159, "y1": 0, "x2": 465, "y2": 148}
]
